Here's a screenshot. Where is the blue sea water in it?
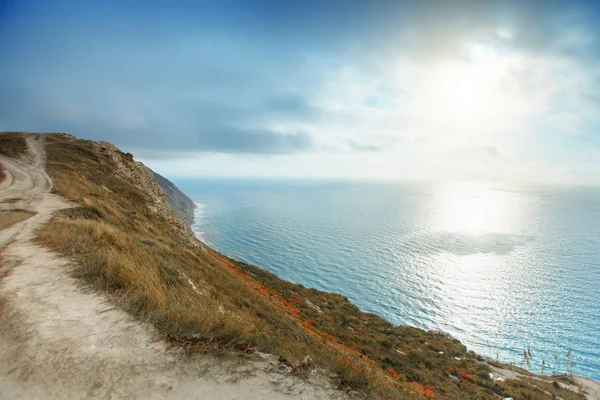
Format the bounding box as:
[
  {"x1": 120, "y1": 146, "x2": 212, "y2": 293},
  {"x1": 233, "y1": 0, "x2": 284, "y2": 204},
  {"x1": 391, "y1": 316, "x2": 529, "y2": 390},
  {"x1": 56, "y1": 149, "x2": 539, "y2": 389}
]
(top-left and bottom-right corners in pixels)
[{"x1": 174, "y1": 179, "x2": 600, "y2": 380}]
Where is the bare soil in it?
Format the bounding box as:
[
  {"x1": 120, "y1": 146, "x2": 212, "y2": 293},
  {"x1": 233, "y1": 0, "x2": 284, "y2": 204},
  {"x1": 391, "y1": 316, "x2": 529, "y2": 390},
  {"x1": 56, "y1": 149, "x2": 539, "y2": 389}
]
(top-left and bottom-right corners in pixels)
[{"x1": 0, "y1": 210, "x2": 36, "y2": 230}]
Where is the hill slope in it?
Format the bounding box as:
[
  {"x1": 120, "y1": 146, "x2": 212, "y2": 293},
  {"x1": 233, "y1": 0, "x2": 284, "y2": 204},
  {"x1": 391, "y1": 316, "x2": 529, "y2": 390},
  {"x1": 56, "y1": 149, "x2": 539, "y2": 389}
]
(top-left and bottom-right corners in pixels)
[
  {"x1": 0, "y1": 133, "x2": 344, "y2": 400},
  {"x1": 1, "y1": 132, "x2": 596, "y2": 399},
  {"x1": 152, "y1": 171, "x2": 196, "y2": 228}
]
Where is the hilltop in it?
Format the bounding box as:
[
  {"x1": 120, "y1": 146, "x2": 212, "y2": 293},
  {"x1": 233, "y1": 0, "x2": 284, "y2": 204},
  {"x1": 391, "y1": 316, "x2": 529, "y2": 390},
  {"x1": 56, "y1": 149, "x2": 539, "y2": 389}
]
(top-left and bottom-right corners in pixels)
[{"x1": 0, "y1": 132, "x2": 597, "y2": 399}]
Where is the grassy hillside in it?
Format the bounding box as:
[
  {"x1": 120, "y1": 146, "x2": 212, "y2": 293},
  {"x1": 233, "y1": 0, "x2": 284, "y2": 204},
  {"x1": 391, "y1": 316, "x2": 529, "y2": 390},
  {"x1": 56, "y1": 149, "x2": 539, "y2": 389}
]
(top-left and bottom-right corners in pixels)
[
  {"x1": 1, "y1": 132, "x2": 587, "y2": 399},
  {"x1": 0, "y1": 132, "x2": 27, "y2": 158}
]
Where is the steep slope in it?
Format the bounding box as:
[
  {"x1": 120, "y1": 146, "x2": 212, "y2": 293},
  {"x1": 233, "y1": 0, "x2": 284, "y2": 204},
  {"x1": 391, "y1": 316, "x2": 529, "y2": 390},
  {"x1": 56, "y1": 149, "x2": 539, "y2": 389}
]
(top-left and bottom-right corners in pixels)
[
  {"x1": 1, "y1": 132, "x2": 596, "y2": 399},
  {"x1": 152, "y1": 171, "x2": 196, "y2": 228},
  {"x1": 0, "y1": 133, "x2": 344, "y2": 399}
]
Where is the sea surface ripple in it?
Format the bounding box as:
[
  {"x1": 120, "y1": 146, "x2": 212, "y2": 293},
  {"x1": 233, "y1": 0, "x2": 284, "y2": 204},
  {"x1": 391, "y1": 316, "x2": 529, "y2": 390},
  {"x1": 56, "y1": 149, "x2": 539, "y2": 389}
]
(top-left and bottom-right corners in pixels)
[{"x1": 176, "y1": 179, "x2": 600, "y2": 380}]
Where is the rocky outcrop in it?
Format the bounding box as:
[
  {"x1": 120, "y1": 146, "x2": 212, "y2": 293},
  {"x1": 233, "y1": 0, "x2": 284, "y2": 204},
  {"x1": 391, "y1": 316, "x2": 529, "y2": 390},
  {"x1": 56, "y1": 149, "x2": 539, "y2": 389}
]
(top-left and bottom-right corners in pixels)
[{"x1": 152, "y1": 171, "x2": 196, "y2": 229}]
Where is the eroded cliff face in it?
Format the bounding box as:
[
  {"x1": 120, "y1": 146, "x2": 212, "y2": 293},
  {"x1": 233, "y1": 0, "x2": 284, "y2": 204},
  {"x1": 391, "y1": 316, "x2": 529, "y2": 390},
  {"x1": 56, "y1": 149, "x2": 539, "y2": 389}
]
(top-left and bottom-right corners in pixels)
[{"x1": 152, "y1": 171, "x2": 196, "y2": 229}]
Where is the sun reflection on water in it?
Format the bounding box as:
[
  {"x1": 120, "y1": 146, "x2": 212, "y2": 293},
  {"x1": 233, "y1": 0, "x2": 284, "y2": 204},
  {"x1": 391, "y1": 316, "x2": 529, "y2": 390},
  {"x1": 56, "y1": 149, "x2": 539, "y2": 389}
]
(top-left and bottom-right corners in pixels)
[
  {"x1": 433, "y1": 181, "x2": 519, "y2": 235},
  {"x1": 426, "y1": 181, "x2": 529, "y2": 357}
]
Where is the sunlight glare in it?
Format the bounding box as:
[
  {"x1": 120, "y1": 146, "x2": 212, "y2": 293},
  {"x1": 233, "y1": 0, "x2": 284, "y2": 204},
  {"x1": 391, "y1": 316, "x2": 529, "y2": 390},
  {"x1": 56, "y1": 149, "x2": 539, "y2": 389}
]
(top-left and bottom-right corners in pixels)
[
  {"x1": 433, "y1": 182, "x2": 516, "y2": 235},
  {"x1": 412, "y1": 44, "x2": 510, "y2": 131}
]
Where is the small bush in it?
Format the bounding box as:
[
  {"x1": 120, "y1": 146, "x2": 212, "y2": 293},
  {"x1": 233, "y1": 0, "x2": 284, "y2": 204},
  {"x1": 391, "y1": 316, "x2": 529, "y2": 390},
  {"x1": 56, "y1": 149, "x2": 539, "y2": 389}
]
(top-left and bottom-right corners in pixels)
[{"x1": 476, "y1": 370, "x2": 491, "y2": 380}]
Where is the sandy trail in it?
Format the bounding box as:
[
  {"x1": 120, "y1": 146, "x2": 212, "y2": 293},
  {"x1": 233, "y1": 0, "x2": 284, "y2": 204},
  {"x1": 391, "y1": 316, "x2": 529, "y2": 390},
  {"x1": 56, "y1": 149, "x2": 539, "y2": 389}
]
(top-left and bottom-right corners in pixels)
[
  {"x1": 0, "y1": 136, "x2": 345, "y2": 400},
  {"x1": 489, "y1": 365, "x2": 600, "y2": 400}
]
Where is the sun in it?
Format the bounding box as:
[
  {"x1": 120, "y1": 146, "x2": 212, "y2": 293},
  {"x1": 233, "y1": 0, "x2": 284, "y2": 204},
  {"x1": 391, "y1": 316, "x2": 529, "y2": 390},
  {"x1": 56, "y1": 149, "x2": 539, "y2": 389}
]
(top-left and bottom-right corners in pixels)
[
  {"x1": 410, "y1": 44, "x2": 509, "y2": 131},
  {"x1": 433, "y1": 64, "x2": 490, "y2": 121}
]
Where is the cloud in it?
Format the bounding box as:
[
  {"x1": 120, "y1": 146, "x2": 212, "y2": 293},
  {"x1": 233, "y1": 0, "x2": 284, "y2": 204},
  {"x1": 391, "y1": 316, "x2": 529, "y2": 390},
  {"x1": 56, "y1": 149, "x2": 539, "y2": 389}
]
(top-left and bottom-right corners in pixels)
[
  {"x1": 187, "y1": 127, "x2": 313, "y2": 155},
  {"x1": 346, "y1": 141, "x2": 386, "y2": 153},
  {"x1": 2, "y1": 98, "x2": 314, "y2": 156},
  {"x1": 1, "y1": 0, "x2": 600, "y2": 182},
  {"x1": 486, "y1": 147, "x2": 500, "y2": 157}
]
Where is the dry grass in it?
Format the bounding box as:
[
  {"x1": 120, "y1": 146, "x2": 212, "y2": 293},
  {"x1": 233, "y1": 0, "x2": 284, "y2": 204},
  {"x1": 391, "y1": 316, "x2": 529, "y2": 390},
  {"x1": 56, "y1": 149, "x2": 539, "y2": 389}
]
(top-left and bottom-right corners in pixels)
[
  {"x1": 530, "y1": 378, "x2": 586, "y2": 400},
  {"x1": 0, "y1": 132, "x2": 28, "y2": 184},
  {"x1": 30, "y1": 132, "x2": 586, "y2": 400},
  {"x1": 0, "y1": 132, "x2": 28, "y2": 158},
  {"x1": 37, "y1": 135, "x2": 386, "y2": 387}
]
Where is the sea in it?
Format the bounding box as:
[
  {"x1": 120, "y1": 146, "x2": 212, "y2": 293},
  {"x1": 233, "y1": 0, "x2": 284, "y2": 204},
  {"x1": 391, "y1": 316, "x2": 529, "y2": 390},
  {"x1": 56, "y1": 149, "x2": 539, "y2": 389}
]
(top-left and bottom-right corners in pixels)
[{"x1": 173, "y1": 178, "x2": 600, "y2": 380}]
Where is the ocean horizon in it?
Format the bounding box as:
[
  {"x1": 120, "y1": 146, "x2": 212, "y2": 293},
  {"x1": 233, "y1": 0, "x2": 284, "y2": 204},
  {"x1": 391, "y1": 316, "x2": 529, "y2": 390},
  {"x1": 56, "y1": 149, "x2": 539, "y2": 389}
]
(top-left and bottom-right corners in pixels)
[{"x1": 174, "y1": 178, "x2": 600, "y2": 381}]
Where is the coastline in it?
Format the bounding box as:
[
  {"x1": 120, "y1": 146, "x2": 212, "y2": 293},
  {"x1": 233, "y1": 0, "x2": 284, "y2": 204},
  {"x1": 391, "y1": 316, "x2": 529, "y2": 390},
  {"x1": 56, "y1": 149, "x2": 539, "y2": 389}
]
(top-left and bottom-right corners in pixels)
[
  {"x1": 13, "y1": 131, "x2": 592, "y2": 399},
  {"x1": 186, "y1": 195, "x2": 600, "y2": 386}
]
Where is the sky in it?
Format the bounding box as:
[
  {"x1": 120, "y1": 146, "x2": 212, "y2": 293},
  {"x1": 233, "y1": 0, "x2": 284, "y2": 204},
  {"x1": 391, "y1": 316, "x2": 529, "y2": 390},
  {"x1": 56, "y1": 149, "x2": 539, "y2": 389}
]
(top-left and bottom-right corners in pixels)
[{"x1": 1, "y1": 0, "x2": 600, "y2": 184}]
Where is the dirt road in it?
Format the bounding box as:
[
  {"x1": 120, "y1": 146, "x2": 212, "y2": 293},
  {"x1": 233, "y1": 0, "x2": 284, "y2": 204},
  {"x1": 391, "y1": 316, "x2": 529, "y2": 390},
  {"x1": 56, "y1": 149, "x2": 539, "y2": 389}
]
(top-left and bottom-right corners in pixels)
[{"x1": 0, "y1": 136, "x2": 345, "y2": 400}]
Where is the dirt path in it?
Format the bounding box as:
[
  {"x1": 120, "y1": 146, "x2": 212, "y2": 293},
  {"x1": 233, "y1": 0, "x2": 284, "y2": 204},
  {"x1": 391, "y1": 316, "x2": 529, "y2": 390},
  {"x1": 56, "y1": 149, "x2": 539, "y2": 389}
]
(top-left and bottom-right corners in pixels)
[
  {"x1": 489, "y1": 364, "x2": 600, "y2": 400},
  {"x1": 0, "y1": 136, "x2": 345, "y2": 400}
]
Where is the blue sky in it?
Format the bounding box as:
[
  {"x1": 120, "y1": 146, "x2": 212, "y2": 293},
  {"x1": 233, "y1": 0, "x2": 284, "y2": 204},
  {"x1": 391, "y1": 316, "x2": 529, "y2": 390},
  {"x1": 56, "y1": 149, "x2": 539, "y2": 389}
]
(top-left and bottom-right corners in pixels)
[{"x1": 1, "y1": 0, "x2": 600, "y2": 184}]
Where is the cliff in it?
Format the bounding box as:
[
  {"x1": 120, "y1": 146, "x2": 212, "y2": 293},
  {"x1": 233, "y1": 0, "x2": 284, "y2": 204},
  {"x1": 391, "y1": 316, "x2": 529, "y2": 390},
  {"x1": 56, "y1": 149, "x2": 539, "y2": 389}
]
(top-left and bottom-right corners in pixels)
[
  {"x1": 152, "y1": 171, "x2": 196, "y2": 228},
  {"x1": 0, "y1": 132, "x2": 343, "y2": 399},
  {"x1": 1, "y1": 131, "x2": 595, "y2": 400}
]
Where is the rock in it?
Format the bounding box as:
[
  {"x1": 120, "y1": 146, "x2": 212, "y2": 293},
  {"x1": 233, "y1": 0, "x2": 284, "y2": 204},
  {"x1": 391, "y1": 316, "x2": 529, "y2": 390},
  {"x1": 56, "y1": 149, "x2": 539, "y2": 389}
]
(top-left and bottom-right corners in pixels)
[
  {"x1": 292, "y1": 355, "x2": 314, "y2": 375},
  {"x1": 304, "y1": 299, "x2": 323, "y2": 313},
  {"x1": 346, "y1": 389, "x2": 366, "y2": 399}
]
